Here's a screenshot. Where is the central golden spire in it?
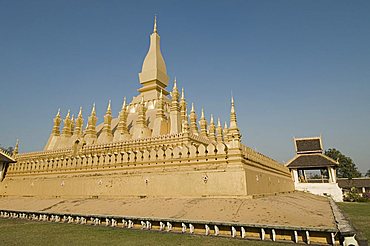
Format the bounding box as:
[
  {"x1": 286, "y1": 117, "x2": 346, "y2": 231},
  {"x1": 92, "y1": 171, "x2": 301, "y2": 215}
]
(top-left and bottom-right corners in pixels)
[{"x1": 138, "y1": 16, "x2": 169, "y2": 97}]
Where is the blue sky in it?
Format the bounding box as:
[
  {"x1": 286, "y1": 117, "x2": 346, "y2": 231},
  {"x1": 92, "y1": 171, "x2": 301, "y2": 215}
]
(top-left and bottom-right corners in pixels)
[{"x1": 1, "y1": 0, "x2": 369, "y2": 173}]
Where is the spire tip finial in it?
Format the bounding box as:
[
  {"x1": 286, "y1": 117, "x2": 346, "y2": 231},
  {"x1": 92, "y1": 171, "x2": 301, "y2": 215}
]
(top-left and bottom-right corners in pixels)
[
  {"x1": 107, "y1": 100, "x2": 112, "y2": 112},
  {"x1": 122, "y1": 97, "x2": 127, "y2": 109},
  {"x1": 231, "y1": 95, "x2": 236, "y2": 114},
  {"x1": 13, "y1": 138, "x2": 19, "y2": 156},
  {"x1": 153, "y1": 15, "x2": 158, "y2": 33},
  {"x1": 91, "y1": 102, "x2": 96, "y2": 115}
]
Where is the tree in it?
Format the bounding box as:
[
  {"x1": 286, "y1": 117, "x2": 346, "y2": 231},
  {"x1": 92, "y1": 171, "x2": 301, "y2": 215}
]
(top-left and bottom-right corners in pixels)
[
  {"x1": 324, "y1": 148, "x2": 362, "y2": 179},
  {"x1": 366, "y1": 169, "x2": 370, "y2": 177}
]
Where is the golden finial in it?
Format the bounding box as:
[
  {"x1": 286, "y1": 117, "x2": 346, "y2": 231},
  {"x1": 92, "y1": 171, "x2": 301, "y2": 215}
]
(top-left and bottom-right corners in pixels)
[
  {"x1": 191, "y1": 102, "x2": 195, "y2": 112},
  {"x1": 224, "y1": 122, "x2": 228, "y2": 129},
  {"x1": 13, "y1": 139, "x2": 19, "y2": 156},
  {"x1": 173, "y1": 77, "x2": 177, "y2": 89},
  {"x1": 201, "y1": 108, "x2": 205, "y2": 119},
  {"x1": 66, "y1": 109, "x2": 71, "y2": 118},
  {"x1": 91, "y1": 103, "x2": 96, "y2": 115},
  {"x1": 181, "y1": 88, "x2": 185, "y2": 100},
  {"x1": 107, "y1": 100, "x2": 112, "y2": 114},
  {"x1": 231, "y1": 96, "x2": 235, "y2": 113},
  {"x1": 121, "y1": 97, "x2": 127, "y2": 110},
  {"x1": 52, "y1": 108, "x2": 62, "y2": 136},
  {"x1": 217, "y1": 118, "x2": 221, "y2": 127},
  {"x1": 210, "y1": 114, "x2": 214, "y2": 124},
  {"x1": 78, "y1": 107, "x2": 82, "y2": 117},
  {"x1": 153, "y1": 15, "x2": 157, "y2": 33}
]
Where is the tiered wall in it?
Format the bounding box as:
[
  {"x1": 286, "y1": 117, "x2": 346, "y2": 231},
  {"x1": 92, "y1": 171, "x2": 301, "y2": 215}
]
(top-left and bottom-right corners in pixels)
[{"x1": 0, "y1": 137, "x2": 293, "y2": 198}]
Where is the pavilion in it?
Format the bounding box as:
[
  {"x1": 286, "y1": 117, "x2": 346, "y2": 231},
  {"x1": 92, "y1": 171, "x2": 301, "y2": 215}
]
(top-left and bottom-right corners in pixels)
[{"x1": 286, "y1": 136, "x2": 343, "y2": 202}]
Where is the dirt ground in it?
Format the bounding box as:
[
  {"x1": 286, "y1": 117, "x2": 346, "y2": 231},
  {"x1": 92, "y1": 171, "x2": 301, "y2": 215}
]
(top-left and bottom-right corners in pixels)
[{"x1": 0, "y1": 191, "x2": 335, "y2": 229}]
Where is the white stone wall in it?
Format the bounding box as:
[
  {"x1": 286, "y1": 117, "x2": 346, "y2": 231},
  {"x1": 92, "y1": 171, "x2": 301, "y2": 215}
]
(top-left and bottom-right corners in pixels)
[{"x1": 295, "y1": 182, "x2": 343, "y2": 202}]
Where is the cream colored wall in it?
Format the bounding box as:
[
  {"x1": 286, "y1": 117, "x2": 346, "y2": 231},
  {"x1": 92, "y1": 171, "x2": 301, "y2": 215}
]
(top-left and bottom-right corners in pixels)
[
  {"x1": 0, "y1": 166, "x2": 247, "y2": 198},
  {"x1": 244, "y1": 164, "x2": 294, "y2": 195},
  {"x1": 1, "y1": 141, "x2": 294, "y2": 198}
]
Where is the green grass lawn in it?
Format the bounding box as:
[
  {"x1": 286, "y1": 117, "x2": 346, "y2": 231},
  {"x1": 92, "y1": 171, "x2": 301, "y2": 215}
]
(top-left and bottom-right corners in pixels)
[
  {"x1": 337, "y1": 202, "x2": 370, "y2": 242},
  {"x1": 0, "y1": 218, "x2": 285, "y2": 246}
]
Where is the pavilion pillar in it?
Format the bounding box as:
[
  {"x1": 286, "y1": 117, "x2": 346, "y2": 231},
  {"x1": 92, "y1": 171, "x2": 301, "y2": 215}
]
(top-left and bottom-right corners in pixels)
[
  {"x1": 327, "y1": 167, "x2": 336, "y2": 183},
  {"x1": 292, "y1": 169, "x2": 299, "y2": 183},
  {"x1": 302, "y1": 170, "x2": 307, "y2": 183}
]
